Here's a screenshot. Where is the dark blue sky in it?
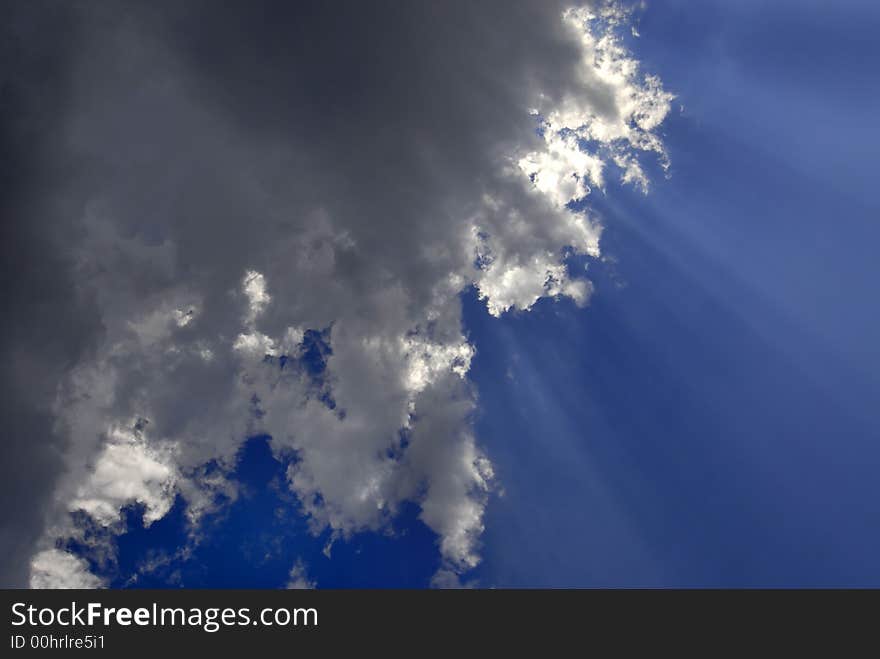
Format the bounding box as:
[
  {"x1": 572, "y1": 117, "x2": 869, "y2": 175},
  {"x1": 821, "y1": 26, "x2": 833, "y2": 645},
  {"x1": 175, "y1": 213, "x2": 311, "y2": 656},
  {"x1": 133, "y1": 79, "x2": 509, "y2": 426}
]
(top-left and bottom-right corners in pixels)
[{"x1": 81, "y1": 0, "x2": 880, "y2": 588}]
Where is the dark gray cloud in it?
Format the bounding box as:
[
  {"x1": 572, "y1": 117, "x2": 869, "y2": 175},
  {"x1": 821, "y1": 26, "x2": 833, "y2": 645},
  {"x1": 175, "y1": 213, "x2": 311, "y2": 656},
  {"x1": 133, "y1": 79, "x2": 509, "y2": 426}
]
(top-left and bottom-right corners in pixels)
[
  {"x1": 1, "y1": 0, "x2": 670, "y2": 586},
  {"x1": 0, "y1": 2, "x2": 104, "y2": 587}
]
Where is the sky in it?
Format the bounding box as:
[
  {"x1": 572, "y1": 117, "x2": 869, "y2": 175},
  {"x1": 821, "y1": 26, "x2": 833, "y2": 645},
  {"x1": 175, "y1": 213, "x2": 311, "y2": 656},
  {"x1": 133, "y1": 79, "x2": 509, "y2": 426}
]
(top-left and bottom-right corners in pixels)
[{"x1": 3, "y1": 0, "x2": 879, "y2": 588}]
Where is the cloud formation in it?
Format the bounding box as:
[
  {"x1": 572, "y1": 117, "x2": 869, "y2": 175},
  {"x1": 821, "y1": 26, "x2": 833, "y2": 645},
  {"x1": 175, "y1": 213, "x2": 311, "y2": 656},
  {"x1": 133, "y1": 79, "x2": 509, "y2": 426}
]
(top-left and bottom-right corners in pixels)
[
  {"x1": 286, "y1": 560, "x2": 316, "y2": 590},
  {"x1": 30, "y1": 550, "x2": 106, "y2": 589},
  {"x1": 1, "y1": 1, "x2": 671, "y2": 587}
]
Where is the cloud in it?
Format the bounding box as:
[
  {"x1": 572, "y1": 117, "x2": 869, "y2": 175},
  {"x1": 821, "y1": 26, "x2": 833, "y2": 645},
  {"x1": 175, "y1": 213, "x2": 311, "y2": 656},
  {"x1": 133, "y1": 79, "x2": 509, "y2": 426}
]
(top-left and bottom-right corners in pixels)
[
  {"x1": 29, "y1": 549, "x2": 105, "y2": 589},
  {"x1": 286, "y1": 560, "x2": 316, "y2": 590},
  {"x1": 69, "y1": 423, "x2": 178, "y2": 527},
  {"x1": 430, "y1": 569, "x2": 466, "y2": 589},
  {"x1": 2, "y1": 1, "x2": 671, "y2": 587}
]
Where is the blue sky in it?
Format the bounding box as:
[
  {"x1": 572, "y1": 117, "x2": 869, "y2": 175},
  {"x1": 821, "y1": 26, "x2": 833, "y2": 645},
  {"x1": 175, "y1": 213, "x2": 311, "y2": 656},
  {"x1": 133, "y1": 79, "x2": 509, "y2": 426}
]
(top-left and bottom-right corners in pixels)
[
  {"x1": 49, "y1": 0, "x2": 880, "y2": 588},
  {"x1": 466, "y1": 0, "x2": 880, "y2": 586}
]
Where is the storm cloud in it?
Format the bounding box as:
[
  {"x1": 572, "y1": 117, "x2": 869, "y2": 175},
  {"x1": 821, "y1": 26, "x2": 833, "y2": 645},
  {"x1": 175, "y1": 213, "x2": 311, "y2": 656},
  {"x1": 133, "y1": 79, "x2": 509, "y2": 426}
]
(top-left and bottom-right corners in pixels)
[{"x1": 0, "y1": 0, "x2": 671, "y2": 587}]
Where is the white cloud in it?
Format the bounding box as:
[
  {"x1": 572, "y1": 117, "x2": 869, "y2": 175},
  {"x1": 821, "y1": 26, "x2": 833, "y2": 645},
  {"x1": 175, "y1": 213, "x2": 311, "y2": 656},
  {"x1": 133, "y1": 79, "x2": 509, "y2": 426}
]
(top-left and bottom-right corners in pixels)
[
  {"x1": 518, "y1": 130, "x2": 605, "y2": 205},
  {"x1": 69, "y1": 423, "x2": 177, "y2": 527},
  {"x1": 30, "y1": 550, "x2": 105, "y2": 589},
  {"x1": 232, "y1": 330, "x2": 277, "y2": 358},
  {"x1": 430, "y1": 568, "x2": 473, "y2": 589},
  {"x1": 286, "y1": 560, "x2": 316, "y2": 589},
  {"x1": 523, "y1": 6, "x2": 675, "y2": 195},
  {"x1": 242, "y1": 270, "x2": 271, "y2": 325}
]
